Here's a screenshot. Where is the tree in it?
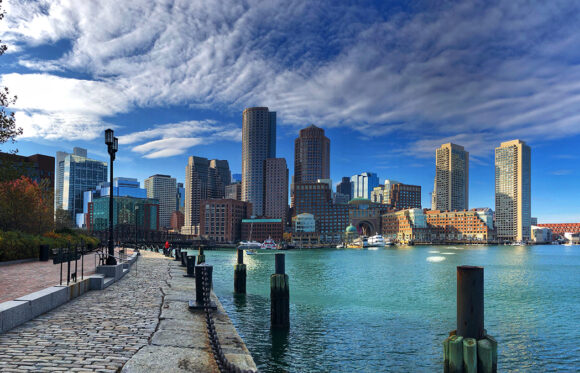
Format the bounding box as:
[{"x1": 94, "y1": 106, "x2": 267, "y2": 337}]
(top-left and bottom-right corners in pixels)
[
  {"x1": 0, "y1": 0, "x2": 22, "y2": 152},
  {"x1": 55, "y1": 208, "x2": 74, "y2": 231},
  {"x1": 0, "y1": 176, "x2": 53, "y2": 234}
]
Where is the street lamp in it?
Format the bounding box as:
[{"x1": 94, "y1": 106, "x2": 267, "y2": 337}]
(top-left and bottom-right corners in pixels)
[
  {"x1": 135, "y1": 205, "x2": 139, "y2": 246},
  {"x1": 105, "y1": 129, "x2": 118, "y2": 265}
]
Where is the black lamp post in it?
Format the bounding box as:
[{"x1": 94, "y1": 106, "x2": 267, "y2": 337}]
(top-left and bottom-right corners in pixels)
[
  {"x1": 105, "y1": 129, "x2": 118, "y2": 265},
  {"x1": 134, "y1": 205, "x2": 139, "y2": 246}
]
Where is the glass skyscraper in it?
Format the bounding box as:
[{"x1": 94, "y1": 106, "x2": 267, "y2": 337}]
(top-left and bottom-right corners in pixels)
[{"x1": 350, "y1": 172, "x2": 379, "y2": 200}]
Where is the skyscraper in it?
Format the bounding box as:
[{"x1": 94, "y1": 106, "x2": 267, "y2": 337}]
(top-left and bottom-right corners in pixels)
[
  {"x1": 144, "y1": 174, "x2": 177, "y2": 229},
  {"x1": 264, "y1": 158, "x2": 289, "y2": 222},
  {"x1": 433, "y1": 143, "x2": 469, "y2": 211},
  {"x1": 241, "y1": 107, "x2": 276, "y2": 216},
  {"x1": 350, "y1": 172, "x2": 379, "y2": 199},
  {"x1": 55, "y1": 147, "x2": 107, "y2": 220},
  {"x1": 294, "y1": 124, "x2": 330, "y2": 184},
  {"x1": 184, "y1": 156, "x2": 231, "y2": 229},
  {"x1": 495, "y1": 140, "x2": 531, "y2": 242},
  {"x1": 176, "y1": 182, "x2": 185, "y2": 213}
]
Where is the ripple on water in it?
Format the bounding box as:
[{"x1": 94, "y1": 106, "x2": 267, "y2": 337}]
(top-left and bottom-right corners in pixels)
[
  {"x1": 428, "y1": 250, "x2": 440, "y2": 254},
  {"x1": 441, "y1": 252, "x2": 456, "y2": 255},
  {"x1": 426, "y1": 256, "x2": 446, "y2": 262}
]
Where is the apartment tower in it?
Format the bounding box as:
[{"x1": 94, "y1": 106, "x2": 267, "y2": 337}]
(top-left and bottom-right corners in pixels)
[
  {"x1": 241, "y1": 107, "x2": 276, "y2": 216},
  {"x1": 495, "y1": 140, "x2": 531, "y2": 242},
  {"x1": 433, "y1": 143, "x2": 469, "y2": 211},
  {"x1": 144, "y1": 174, "x2": 177, "y2": 229}
]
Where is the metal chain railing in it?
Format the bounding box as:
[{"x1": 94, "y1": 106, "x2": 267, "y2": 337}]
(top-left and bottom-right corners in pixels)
[{"x1": 201, "y1": 266, "x2": 257, "y2": 373}]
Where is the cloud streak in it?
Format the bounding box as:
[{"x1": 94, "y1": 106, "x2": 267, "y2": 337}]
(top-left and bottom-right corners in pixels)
[{"x1": 1, "y1": 0, "x2": 580, "y2": 156}]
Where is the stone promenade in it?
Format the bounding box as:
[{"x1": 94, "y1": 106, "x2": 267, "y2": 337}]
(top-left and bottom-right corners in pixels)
[{"x1": 0, "y1": 250, "x2": 256, "y2": 372}]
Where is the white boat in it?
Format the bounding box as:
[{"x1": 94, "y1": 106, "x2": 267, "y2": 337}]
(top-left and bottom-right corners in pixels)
[
  {"x1": 368, "y1": 234, "x2": 386, "y2": 248},
  {"x1": 260, "y1": 237, "x2": 278, "y2": 250},
  {"x1": 238, "y1": 241, "x2": 261, "y2": 250},
  {"x1": 246, "y1": 249, "x2": 258, "y2": 255}
]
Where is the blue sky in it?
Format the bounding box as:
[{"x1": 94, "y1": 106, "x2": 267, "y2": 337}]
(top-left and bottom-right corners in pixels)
[{"x1": 1, "y1": 0, "x2": 579, "y2": 223}]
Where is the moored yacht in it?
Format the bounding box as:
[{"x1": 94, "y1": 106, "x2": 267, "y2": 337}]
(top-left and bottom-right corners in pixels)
[
  {"x1": 238, "y1": 241, "x2": 261, "y2": 250},
  {"x1": 368, "y1": 234, "x2": 386, "y2": 248},
  {"x1": 260, "y1": 237, "x2": 278, "y2": 250}
]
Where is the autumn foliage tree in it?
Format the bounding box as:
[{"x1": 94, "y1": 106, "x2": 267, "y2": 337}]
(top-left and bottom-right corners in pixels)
[{"x1": 0, "y1": 176, "x2": 54, "y2": 234}]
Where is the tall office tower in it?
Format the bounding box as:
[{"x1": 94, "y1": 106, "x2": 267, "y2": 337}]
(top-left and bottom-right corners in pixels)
[
  {"x1": 433, "y1": 143, "x2": 469, "y2": 211},
  {"x1": 336, "y1": 176, "x2": 352, "y2": 200},
  {"x1": 55, "y1": 147, "x2": 107, "y2": 219},
  {"x1": 184, "y1": 156, "x2": 231, "y2": 228},
  {"x1": 350, "y1": 172, "x2": 379, "y2": 199},
  {"x1": 264, "y1": 158, "x2": 289, "y2": 222},
  {"x1": 241, "y1": 107, "x2": 276, "y2": 216},
  {"x1": 176, "y1": 182, "x2": 185, "y2": 213},
  {"x1": 144, "y1": 174, "x2": 177, "y2": 229},
  {"x1": 495, "y1": 140, "x2": 531, "y2": 242}
]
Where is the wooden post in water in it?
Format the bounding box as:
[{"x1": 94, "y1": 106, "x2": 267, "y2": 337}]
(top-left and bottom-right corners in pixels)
[
  {"x1": 197, "y1": 246, "x2": 205, "y2": 264},
  {"x1": 234, "y1": 249, "x2": 246, "y2": 294},
  {"x1": 270, "y1": 253, "x2": 289, "y2": 329},
  {"x1": 444, "y1": 266, "x2": 497, "y2": 373}
]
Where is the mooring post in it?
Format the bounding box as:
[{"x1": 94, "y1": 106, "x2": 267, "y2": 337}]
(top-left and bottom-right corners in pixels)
[
  {"x1": 174, "y1": 247, "x2": 181, "y2": 261},
  {"x1": 195, "y1": 263, "x2": 213, "y2": 305},
  {"x1": 234, "y1": 249, "x2": 246, "y2": 294},
  {"x1": 180, "y1": 249, "x2": 187, "y2": 267},
  {"x1": 197, "y1": 246, "x2": 205, "y2": 264},
  {"x1": 444, "y1": 265, "x2": 497, "y2": 373},
  {"x1": 184, "y1": 255, "x2": 196, "y2": 277},
  {"x1": 270, "y1": 253, "x2": 289, "y2": 329}
]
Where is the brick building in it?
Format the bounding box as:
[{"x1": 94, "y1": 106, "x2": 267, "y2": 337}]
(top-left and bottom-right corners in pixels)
[
  {"x1": 170, "y1": 211, "x2": 184, "y2": 232},
  {"x1": 536, "y1": 223, "x2": 580, "y2": 238},
  {"x1": 241, "y1": 218, "x2": 283, "y2": 243},
  {"x1": 425, "y1": 210, "x2": 495, "y2": 242},
  {"x1": 200, "y1": 199, "x2": 251, "y2": 243}
]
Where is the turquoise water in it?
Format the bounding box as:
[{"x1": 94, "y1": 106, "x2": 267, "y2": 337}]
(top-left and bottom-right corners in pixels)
[{"x1": 206, "y1": 245, "x2": 580, "y2": 372}]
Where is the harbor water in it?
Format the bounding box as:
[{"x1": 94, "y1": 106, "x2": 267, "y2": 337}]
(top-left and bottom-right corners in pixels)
[{"x1": 207, "y1": 245, "x2": 580, "y2": 372}]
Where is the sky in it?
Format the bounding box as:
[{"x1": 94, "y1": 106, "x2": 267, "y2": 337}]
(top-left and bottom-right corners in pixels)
[{"x1": 1, "y1": 0, "x2": 579, "y2": 223}]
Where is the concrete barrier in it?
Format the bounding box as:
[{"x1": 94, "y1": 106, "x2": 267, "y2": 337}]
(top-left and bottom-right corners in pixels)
[
  {"x1": 14, "y1": 286, "x2": 69, "y2": 318},
  {"x1": 0, "y1": 301, "x2": 31, "y2": 333}
]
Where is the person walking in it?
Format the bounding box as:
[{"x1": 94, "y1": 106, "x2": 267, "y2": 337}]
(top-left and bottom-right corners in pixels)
[{"x1": 164, "y1": 241, "x2": 170, "y2": 256}]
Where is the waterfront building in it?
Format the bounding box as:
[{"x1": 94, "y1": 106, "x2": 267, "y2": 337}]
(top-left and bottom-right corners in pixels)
[
  {"x1": 292, "y1": 124, "x2": 330, "y2": 203},
  {"x1": 531, "y1": 226, "x2": 552, "y2": 243},
  {"x1": 536, "y1": 223, "x2": 580, "y2": 239},
  {"x1": 200, "y1": 199, "x2": 251, "y2": 243},
  {"x1": 433, "y1": 143, "x2": 469, "y2": 212},
  {"x1": 495, "y1": 140, "x2": 531, "y2": 242},
  {"x1": 170, "y1": 211, "x2": 184, "y2": 232},
  {"x1": 242, "y1": 107, "x2": 276, "y2": 216},
  {"x1": 87, "y1": 196, "x2": 159, "y2": 234},
  {"x1": 225, "y1": 182, "x2": 242, "y2": 200},
  {"x1": 293, "y1": 213, "x2": 316, "y2": 232},
  {"x1": 336, "y1": 177, "x2": 352, "y2": 200},
  {"x1": 176, "y1": 182, "x2": 185, "y2": 213},
  {"x1": 293, "y1": 181, "x2": 350, "y2": 242},
  {"x1": 351, "y1": 172, "x2": 379, "y2": 200},
  {"x1": 145, "y1": 174, "x2": 176, "y2": 230},
  {"x1": 348, "y1": 198, "x2": 390, "y2": 236},
  {"x1": 184, "y1": 156, "x2": 231, "y2": 231},
  {"x1": 390, "y1": 183, "x2": 422, "y2": 210},
  {"x1": 472, "y1": 207, "x2": 494, "y2": 229},
  {"x1": 425, "y1": 209, "x2": 495, "y2": 242},
  {"x1": 264, "y1": 158, "x2": 289, "y2": 222},
  {"x1": 55, "y1": 147, "x2": 107, "y2": 220},
  {"x1": 241, "y1": 218, "x2": 283, "y2": 243},
  {"x1": 381, "y1": 208, "x2": 429, "y2": 242},
  {"x1": 563, "y1": 232, "x2": 580, "y2": 243}
]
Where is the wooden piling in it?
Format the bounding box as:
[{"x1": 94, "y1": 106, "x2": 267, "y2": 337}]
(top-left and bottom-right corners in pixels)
[
  {"x1": 462, "y1": 338, "x2": 477, "y2": 373},
  {"x1": 477, "y1": 337, "x2": 497, "y2": 373},
  {"x1": 234, "y1": 249, "x2": 246, "y2": 294},
  {"x1": 457, "y1": 266, "x2": 484, "y2": 340},
  {"x1": 448, "y1": 335, "x2": 464, "y2": 373},
  {"x1": 270, "y1": 254, "x2": 289, "y2": 329}
]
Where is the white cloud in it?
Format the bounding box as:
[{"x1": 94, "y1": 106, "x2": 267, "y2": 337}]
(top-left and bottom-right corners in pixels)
[
  {"x1": 1, "y1": 0, "x2": 580, "y2": 157},
  {"x1": 132, "y1": 137, "x2": 205, "y2": 159}
]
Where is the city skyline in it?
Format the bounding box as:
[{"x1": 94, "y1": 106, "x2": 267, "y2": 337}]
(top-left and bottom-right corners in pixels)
[{"x1": 1, "y1": 1, "x2": 580, "y2": 223}]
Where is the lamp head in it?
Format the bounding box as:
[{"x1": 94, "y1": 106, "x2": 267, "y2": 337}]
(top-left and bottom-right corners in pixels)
[
  {"x1": 105, "y1": 129, "x2": 114, "y2": 145},
  {"x1": 113, "y1": 137, "x2": 119, "y2": 152}
]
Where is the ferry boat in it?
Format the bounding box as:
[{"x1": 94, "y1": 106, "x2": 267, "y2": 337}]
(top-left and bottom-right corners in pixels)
[
  {"x1": 260, "y1": 237, "x2": 278, "y2": 250},
  {"x1": 368, "y1": 234, "x2": 386, "y2": 248},
  {"x1": 238, "y1": 241, "x2": 261, "y2": 250}
]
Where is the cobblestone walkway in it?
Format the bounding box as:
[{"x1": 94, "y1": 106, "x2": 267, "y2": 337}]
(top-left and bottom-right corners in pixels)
[{"x1": 0, "y1": 251, "x2": 169, "y2": 372}]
